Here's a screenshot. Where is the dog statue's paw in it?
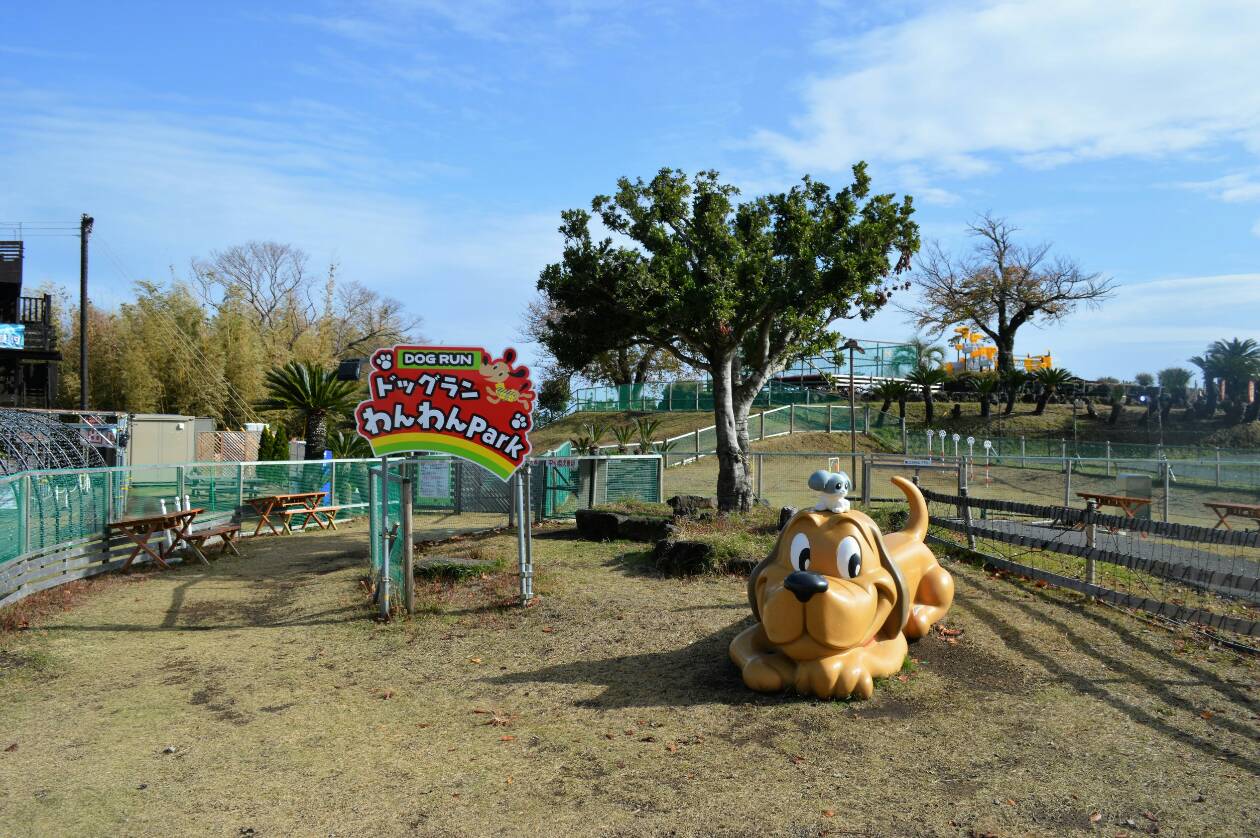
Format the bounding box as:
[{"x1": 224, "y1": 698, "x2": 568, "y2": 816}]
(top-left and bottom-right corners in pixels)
[
  {"x1": 904, "y1": 608, "x2": 932, "y2": 639},
  {"x1": 832, "y1": 663, "x2": 875, "y2": 700},
  {"x1": 741, "y1": 654, "x2": 794, "y2": 693}
]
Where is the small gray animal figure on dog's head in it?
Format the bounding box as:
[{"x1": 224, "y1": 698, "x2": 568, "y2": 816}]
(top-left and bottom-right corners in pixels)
[{"x1": 808, "y1": 469, "x2": 852, "y2": 513}]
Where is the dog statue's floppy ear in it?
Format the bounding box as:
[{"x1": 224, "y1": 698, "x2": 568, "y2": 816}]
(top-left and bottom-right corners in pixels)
[
  {"x1": 891, "y1": 476, "x2": 928, "y2": 544},
  {"x1": 858, "y1": 520, "x2": 910, "y2": 635}
]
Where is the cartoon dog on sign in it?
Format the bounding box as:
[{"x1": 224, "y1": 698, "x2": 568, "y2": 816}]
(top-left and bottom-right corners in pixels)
[
  {"x1": 480, "y1": 348, "x2": 534, "y2": 411},
  {"x1": 730, "y1": 475, "x2": 953, "y2": 700}
]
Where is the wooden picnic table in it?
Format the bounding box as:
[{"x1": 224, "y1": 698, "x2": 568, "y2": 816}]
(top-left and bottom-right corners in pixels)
[
  {"x1": 1204, "y1": 501, "x2": 1260, "y2": 530},
  {"x1": 245, "y1": 491, "x2": 329, "y2": 536},
  {"x1": 1077, "y1": 491, "x2": 1152, "y2": 536},
  {"x1": 109, "y1": 508, "x2": 210, "y2": 570}
]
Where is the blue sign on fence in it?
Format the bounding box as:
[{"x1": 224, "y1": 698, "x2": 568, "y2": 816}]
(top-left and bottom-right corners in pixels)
[{"x1": 0, "y1": 324, "x2": 25, "y2": 350}]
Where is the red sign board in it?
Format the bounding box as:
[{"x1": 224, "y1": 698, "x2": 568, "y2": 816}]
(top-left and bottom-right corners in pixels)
[{"x1": 354, "y1": 345, "x2": 534, "y2": 480}]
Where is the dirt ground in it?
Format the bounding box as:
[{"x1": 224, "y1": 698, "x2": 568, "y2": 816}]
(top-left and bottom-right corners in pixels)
[{"x1": 1, "y1": 519, "x2": 1257, "y2": 838}]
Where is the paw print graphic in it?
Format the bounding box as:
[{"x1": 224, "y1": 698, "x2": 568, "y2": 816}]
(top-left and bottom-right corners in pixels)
[
  {"x1": 374, "y1": 351, "x2": 393, "y2": 371},
  {"x1": 511, "y1": 412, "x2": 529, "y2": 430}
]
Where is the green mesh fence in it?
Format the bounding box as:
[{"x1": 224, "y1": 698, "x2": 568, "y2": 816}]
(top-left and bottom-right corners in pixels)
[{"x1": 0, "y1": 458, "x2": 384, "y2": 568}]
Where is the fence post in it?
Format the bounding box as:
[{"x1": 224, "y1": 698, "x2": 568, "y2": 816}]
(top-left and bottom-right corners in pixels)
[
  {"x1": 104, "y1": 470, "x2": 114, "y2": 551},
  {"x1": 237, "y1": 462, "x2": 245, "y2": 512},
  {"x1": 667, "y1": 382, "x2": 672, "y2": 411},
  {"x1": 401, "y1": 470, "x2": 414, "y2": 615},
  {"x1": 827, "y1": 405, "x2": 833, "y2": 433},
  {"x1": 1106, "y1": 440, "x2": 1112, "y2": 477},
  {"x1": 1020, "y1": 436, "x2": 1026, "y2": 467},
  {"x1": 901, "y1": 419, "x2": 908, "y2": 453},
  {"x1": 863, "y1": 405, "x2": 870, "y2": 433},
  {"x1": 21, "y1": 474, "x2": 31, "y2": 555},
  {"x1": 960, "y1": 486, "x2": 976, "y2": 550},
  {"x1": 1063, "y1": 459, "x2": 1072, "y2": 508},
  {"x1": 1060, "y1": 439, "x2": 1067, "y2": 473},
  {"x1": 1162, "y1": 460, "x2": 1170, "y2": 523},
  {"x1": 1215, "y1": 448, "x2": 1221, "y2": 487},
  {"x1": 177, "y1": 465, "x2": 186, "y2": 506},
  {"x1": 694, "y1": 386, "x2": 699, "y2": 411},
  {"x1": 1085, "y1": 498, "x2": 1097, "y2": 597},
  {"x1": 756, "y1": 453, "x2": 763, "y2": 501},
  {"x1": 657, "y1": 455, "x2": 665, "y2": 502},
  {"x1": 694, "y1": 429, "x2": 701, "y2": 456},
  {"x1": 759, "y1": 412, "x2": 765, "y2": 440},
  {"x1": 861, "y1": 456, "x2": 871, "y2": 507},
  {"x1": 789, "y1": 404, "x2": 795, "y2": 434}
]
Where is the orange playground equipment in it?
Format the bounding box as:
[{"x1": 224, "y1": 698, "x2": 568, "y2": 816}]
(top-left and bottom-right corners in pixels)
[{"x1": 947, "y1": 326, "x2": 1052, "y2": 374}]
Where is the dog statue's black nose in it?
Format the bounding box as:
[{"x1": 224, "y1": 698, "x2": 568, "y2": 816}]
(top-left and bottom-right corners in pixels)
[{"x1": 784, "y1": 571, "x2": 829, "y2": 603}]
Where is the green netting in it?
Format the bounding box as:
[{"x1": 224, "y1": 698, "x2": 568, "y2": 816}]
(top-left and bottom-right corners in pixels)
[
  {"x1": 0, "y1": 458, "x2": 382, "y2": 568},
  {"x1": 603, "y1": 458, "x2": 662, "y2": 504}
]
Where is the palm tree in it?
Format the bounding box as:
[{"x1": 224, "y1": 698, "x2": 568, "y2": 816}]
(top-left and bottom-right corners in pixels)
[
  {"x1": 906, "y1": 336, "x2": 947, "y2": 368},
  {"x1": 1031, "y1": 367, "x2": 1077, "y2": 415},
  {"x1": 328, "y1": 428, "x2": 371, "y2": 458},
  {"x1": 906, "y1": 364, "x2": 949, "y2": 424},
  {"x1": 1207, "y1": 338, "x2": 1260, "y2": 402},
  {"x1": 890, "y1": 380, "x2": 912, "y2": 420},
  {"x1": 971, "y1": 374, "x2": 1000, "y2": 418},
  {"x1": 870, "y1": 380, "x2": 901, "y2": 414},
  {"x1": 259, "y1": 361, "x2": 361, "y2": 459},
  {"x1": 1189, "y1": 353, "x2": 1220, "y2": 415}
]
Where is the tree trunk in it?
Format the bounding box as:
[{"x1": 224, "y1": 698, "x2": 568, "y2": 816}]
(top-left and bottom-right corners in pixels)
[
  {"x1": 979, "y1": 396, "x2": 991, "y2": 418},
  {"x1": 1204, "y1": 377, "x2": 1218, "y2": 414},
  {"x1": 922, "y1": 387, "x2": 935, "y2": 424},
  {"x1": 995, "y1": 335, "x2": 1016, "y2": 374},
  {"x1": 1003, "y1": 381, "x2": 1020, "y2": 415},
  {"x1": 1033, "y1": 390, "x2": 1052, "y2": 415},
  {"x1": 711, "y1": 359, "x2": 752, "y2": 512},
  {"x1": 880, "y1": 397, "x2": 892, "y2": 413},
  {"x1": 1108, "y1": 401, "x2": 1122, "y2": 425},
  {"x1": 898, "y1": 398, "x2": 907, "y2": 419},
  {"x1": 304, "y1": 410, "x2": 328, "y2": 459}
]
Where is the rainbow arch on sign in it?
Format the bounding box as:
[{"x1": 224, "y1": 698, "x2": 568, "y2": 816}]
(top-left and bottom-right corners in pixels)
[{"x1": 366, "y1": 431, "x2": 522, "y2": 481}]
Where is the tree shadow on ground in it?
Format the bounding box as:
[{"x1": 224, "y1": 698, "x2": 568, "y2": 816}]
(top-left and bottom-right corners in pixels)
[
  {"x1": 489, "y1": 619, "x2": 765, "y2": 709},
  {"x1": 966, "y1": 577, "x2": 1259, "y2": 774}
]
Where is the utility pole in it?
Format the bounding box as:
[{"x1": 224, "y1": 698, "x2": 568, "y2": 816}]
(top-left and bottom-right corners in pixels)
[
  {"x1": 79, "y1": 213, "x2": 93, "y2": 409},
  {"x1": 842, "y1": 337, "x2": 864, "y2": 482}
]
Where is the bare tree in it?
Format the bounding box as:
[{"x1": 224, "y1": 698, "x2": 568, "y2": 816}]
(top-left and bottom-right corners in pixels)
[
  {"x1": 903, "y1": 215, "x2": 1115, "y2": 372},
  {"x1": 326, "y1": 279, "x2": 422, "y2": 357},
  {"x1": 192, "y1": 241, "x2": 318, "y2": 351}
]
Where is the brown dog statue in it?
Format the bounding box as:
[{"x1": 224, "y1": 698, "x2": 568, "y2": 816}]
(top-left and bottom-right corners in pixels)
[{"x1": 730, "y1": 475, "x2": 953, "y2": 700}]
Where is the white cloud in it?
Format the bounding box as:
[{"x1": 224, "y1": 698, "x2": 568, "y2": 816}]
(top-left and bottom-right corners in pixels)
[
  {"x1": 757, "y1": 0, "x2": 1260, "y2": 175},
  {"x1": 1178, "y1": 172, "x2": 1260, "y2": 203}
]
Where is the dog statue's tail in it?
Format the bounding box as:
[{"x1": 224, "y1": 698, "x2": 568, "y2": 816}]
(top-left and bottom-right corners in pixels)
[{"x1": 891, "y1": 476, "x2": 928, "y2": 543}]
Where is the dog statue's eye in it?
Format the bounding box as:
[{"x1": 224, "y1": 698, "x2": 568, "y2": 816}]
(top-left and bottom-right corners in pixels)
[
  {"x1": 789, "y1": 532, "x2": 811, "y2": 572},
  {"x1": 837, "y1": 536, "x2": 862, "y2": 579}
]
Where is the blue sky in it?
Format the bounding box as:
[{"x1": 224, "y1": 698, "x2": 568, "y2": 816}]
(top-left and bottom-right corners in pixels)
[{"x1": 2, "y1": 0, "x2": 1258, "y2": 381}]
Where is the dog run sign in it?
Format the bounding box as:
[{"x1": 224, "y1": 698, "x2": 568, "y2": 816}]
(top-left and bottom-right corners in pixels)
[{"x1": 354, "y1": 345, "x2": 534, "y2": 480}]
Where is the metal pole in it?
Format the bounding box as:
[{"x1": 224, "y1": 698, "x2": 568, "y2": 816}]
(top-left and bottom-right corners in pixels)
[
  {"x1": 237, "y1": 462, "x2": 245, "y2": 511},
  {"x1": 789, "y1": 403, "x2": 795, "y2": 434},
  {"x1": 1085, "y1": 498, "x2": 1097, "y2": 594},
  {"x1": 516, "y1": 467, "x2": 529, "y2": 605},
  {"x1": 1063, "y1": 459, "x2": 1072, "y2": 508},
  {"x1": 1106, "y1": 440, "x2": 1112, "y2": 477},
  {"x1": 1162, "y1": 461, "x2": 1170, "y2": 523},
  {"x1": 524, "y1": 463, "x2": 534, "y2": 601},
  {"x1": 79, "y1": 213, "x2": 93, "y2": 409},
  {"x1": 401, "y1": 470, "x2": 414, "y2": 615},
  {"x1": 657, "y1": 454, "x2": 665, "y2": 502},
  {"x1": 1020, "y1": 436, "x2": 1026, "y2": 467},
  {"x1": 848, "y1": 344, "x2": 857, "y2": 480},
  {"x1": 827, "y1": 404, "x2": 833, "y2": 433},
  {"x1": 20, "y1": 474, "x2": 31, "y2": 555},
  {"x1": 1215, "y1": 448, "x2": 1221, "y2": 487},
  {"x1": 756, "y1": 453, "x2": 763, "y2": 501},
  {"x1": 177, "y1": 465, "x2": 185, "y2": 507},
  {"x1": 960, "y1": 487, "x2": 976, "y2": 550},
  {"x1": 861, "y1": 456, "x2": 871, "y2": 507},
  {"x1": 759, "y1": 411, "x2": 764, "y2": 440},
  {"x1": 379, "y1": 456, "x2": 390, "y2": 619},
  {"x1": 901, "y1": 419, "x2": 907, "y2": 454}
]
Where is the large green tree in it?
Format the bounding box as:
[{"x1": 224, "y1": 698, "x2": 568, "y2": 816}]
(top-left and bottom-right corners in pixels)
[{"x1": 536, "y1": 164, "x2": 918, "y2": 511}]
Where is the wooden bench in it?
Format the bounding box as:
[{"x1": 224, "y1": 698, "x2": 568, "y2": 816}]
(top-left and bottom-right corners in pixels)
[
  {"x1": 278, "y1": 505, "x2": 343, "y2": 534},
  {"x1": 185, "y1": 522, "x2": 242, "y2": 557},
  {"x1": 1204, "y1": 501, "x2": 1260, "y2": 530}
]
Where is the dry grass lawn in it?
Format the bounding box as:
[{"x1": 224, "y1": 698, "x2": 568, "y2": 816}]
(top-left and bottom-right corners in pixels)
[{"x1": 1, "y1": 518, "x2": 1257, "y2": 837}]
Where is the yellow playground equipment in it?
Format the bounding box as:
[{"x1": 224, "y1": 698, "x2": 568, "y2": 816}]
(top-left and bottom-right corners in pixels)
[{"x1": 947, "y1": 326, "x2": 1051, "y2": 374}]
